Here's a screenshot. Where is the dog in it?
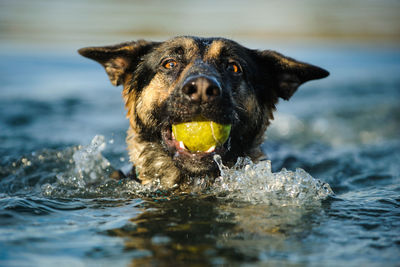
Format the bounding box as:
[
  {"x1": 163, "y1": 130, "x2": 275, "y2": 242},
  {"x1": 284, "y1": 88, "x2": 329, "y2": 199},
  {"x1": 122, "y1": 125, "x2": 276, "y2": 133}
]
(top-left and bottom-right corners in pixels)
[{"x1": 78, "y1": 36, "x2": 329, "y2": 189}]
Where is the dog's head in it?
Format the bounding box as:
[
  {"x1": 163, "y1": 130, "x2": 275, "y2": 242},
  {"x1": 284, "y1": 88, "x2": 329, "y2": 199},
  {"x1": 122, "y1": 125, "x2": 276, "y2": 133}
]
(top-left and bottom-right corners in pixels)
[{"x1": 79, "y1": 36, "x2": 328, "y2": 184}]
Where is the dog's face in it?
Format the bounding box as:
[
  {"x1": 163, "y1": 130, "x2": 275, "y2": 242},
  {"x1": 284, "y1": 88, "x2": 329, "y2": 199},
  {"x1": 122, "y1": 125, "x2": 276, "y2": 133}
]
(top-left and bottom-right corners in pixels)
[{"x1": 79, "y1": 36, "x2": 328, "y2": 187}]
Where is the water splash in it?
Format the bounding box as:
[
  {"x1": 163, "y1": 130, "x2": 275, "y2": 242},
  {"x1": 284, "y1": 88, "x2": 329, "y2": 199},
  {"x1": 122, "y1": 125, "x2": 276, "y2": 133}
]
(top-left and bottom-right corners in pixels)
[
  {"x1": 72, "y1": 135, "x2": 109, "y2": 180},
  {"x1": 41, "y1": 135, "x2": 114, "y2": 198},
  {"x1": 210, "y1": 155, "x2": 333, "y2": 206},
  {"x1": 2, "y1": 135, "x2": 333, "y2": 205},
  {"x1": 41, "y1": 135, "x2": 162, "y2": 198}
]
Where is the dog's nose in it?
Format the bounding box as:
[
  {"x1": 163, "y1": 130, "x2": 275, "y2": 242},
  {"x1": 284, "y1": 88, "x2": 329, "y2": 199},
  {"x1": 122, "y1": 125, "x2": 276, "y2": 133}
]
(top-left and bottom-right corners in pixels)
[{"x1": 181, "y1": 76, "x2": 221, "y2": 102}]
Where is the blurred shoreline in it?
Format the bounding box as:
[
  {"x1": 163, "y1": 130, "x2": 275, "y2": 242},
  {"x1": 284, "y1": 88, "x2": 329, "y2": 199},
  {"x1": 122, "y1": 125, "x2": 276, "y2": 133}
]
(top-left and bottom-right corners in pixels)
[{"x1": 1, "y1": 0, "x2": 399, "y2": 52}]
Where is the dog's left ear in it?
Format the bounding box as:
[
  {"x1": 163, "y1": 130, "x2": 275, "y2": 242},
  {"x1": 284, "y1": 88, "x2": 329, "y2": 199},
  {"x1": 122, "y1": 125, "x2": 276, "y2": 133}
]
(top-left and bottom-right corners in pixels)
[
  {"x1": 78, "y1": 40, "x2": 158, "y2": 86},
  {"x1": 257, "y1": 50, "x2": 329, "y2": 100}
]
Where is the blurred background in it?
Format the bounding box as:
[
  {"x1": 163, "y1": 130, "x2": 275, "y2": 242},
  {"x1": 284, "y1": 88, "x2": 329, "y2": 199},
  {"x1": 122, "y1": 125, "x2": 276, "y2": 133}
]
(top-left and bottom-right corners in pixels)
[{"x1": 1, "y1": 0, "x2": 399, "y2": 51}]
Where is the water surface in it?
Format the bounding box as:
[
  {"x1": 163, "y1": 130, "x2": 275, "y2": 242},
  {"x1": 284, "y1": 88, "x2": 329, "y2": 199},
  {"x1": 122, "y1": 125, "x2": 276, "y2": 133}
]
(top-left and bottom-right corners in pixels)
[{"x1": 0, "y1": 42, "x2": 399, "y2": 266}]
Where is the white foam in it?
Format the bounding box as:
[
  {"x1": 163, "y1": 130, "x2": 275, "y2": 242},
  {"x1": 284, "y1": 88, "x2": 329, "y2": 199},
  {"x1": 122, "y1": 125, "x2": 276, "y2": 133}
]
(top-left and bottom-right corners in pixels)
[{"x1": 209, "y1": 155, "x2": 333, "y2": 206}]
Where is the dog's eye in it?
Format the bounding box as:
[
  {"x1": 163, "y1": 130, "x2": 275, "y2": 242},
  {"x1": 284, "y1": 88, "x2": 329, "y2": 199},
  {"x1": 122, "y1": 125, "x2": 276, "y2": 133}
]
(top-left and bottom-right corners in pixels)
[
  {"x1": 227, "y1": 61, "x2": 242, "y2": 74},
  {"x1": 162, "y1": 59, "x2": 178, "y2": 69}
]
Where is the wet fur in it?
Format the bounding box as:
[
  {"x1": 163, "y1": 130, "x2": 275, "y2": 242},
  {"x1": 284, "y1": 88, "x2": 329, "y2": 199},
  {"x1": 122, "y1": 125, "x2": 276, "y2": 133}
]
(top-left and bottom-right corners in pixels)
[{"x1": 78, "y1": 36, "x2": 329, "y2": 189}]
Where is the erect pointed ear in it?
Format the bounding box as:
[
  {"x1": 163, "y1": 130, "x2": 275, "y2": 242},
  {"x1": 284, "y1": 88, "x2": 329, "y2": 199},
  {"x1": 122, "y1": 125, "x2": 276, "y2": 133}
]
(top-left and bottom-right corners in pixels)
[
  {"x1": 258, "y1": 50, "x2": 329, "y2": 100},
  {"x1": 78, "y1": 40, "x2": 158, "y2": 86}
]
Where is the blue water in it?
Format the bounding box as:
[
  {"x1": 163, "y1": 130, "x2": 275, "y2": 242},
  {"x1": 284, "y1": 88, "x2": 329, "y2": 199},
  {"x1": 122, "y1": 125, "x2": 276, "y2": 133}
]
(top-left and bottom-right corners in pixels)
[{"x1": 1, "y1": 44, "x2": 400, "y2": 266}]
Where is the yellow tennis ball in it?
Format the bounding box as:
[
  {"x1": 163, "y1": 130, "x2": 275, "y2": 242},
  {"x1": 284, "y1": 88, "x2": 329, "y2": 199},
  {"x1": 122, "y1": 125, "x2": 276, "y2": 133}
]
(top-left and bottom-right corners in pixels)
[{"x1": 172, "y1": 120, "x2": 231, "y2": 152}]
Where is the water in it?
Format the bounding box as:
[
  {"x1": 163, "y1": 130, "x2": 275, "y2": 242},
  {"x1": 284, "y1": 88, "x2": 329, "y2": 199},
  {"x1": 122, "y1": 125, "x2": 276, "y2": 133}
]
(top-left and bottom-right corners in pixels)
[{"x1": 1, "y1": 40, "x2": 400, "y2": 266}]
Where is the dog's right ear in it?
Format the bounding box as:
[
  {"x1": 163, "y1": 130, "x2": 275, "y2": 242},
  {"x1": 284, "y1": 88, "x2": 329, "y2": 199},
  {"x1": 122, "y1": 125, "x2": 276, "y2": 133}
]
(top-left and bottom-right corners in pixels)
[
  {"x1": 78, "y1": 40, "x2": 158, "y2": 86},
  {"x1": 256, "y1": 50, "x2": 329, "y2": 101}
]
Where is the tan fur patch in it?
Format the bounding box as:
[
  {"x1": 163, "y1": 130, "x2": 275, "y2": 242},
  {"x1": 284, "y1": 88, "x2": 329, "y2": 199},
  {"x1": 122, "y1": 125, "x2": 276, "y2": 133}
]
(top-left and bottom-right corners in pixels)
[
  {"x1": 177, "y1": 62, "x2": 194, "y2": 82},
  {"x1": 104, "y1": 57, "x2": 130, "y2": 86},
  {"x1": 174, "y1": 37, "x2": 199, "y2": 59},
  {"x1": 243, "y1": 94, "x2": 260, "y2": 116},
  {"x1": 279, "y1": 56, "x2": 299, "y2": 69},
  {"x1": 134, "y1": 73, "x2": 171, "y2": 130},
  {"x1": 157, "y1": 37, "x2": 200, "y2": 60},
  {"x1": 121, "y1": 74, "x2": 138, "y2": 130},
  {"x1": 137, "y1": 73, "x2": 170, "y2": 111},
  {"x1": 268, "y1": 50, "x2": 303, "y2": 70},
  {"x1": 126, "y1": 127, "x2": 180, "y2": 187},
  {"x1": 204, "y1": 40, "x2": 225, "y2": 61}
]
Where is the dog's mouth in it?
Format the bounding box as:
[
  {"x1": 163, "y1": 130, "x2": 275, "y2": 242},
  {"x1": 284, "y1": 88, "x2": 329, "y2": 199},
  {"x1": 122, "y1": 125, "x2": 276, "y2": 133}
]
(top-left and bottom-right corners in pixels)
[{"x1": 161, "y1": 121, "x2": 230, "y2": 160}]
